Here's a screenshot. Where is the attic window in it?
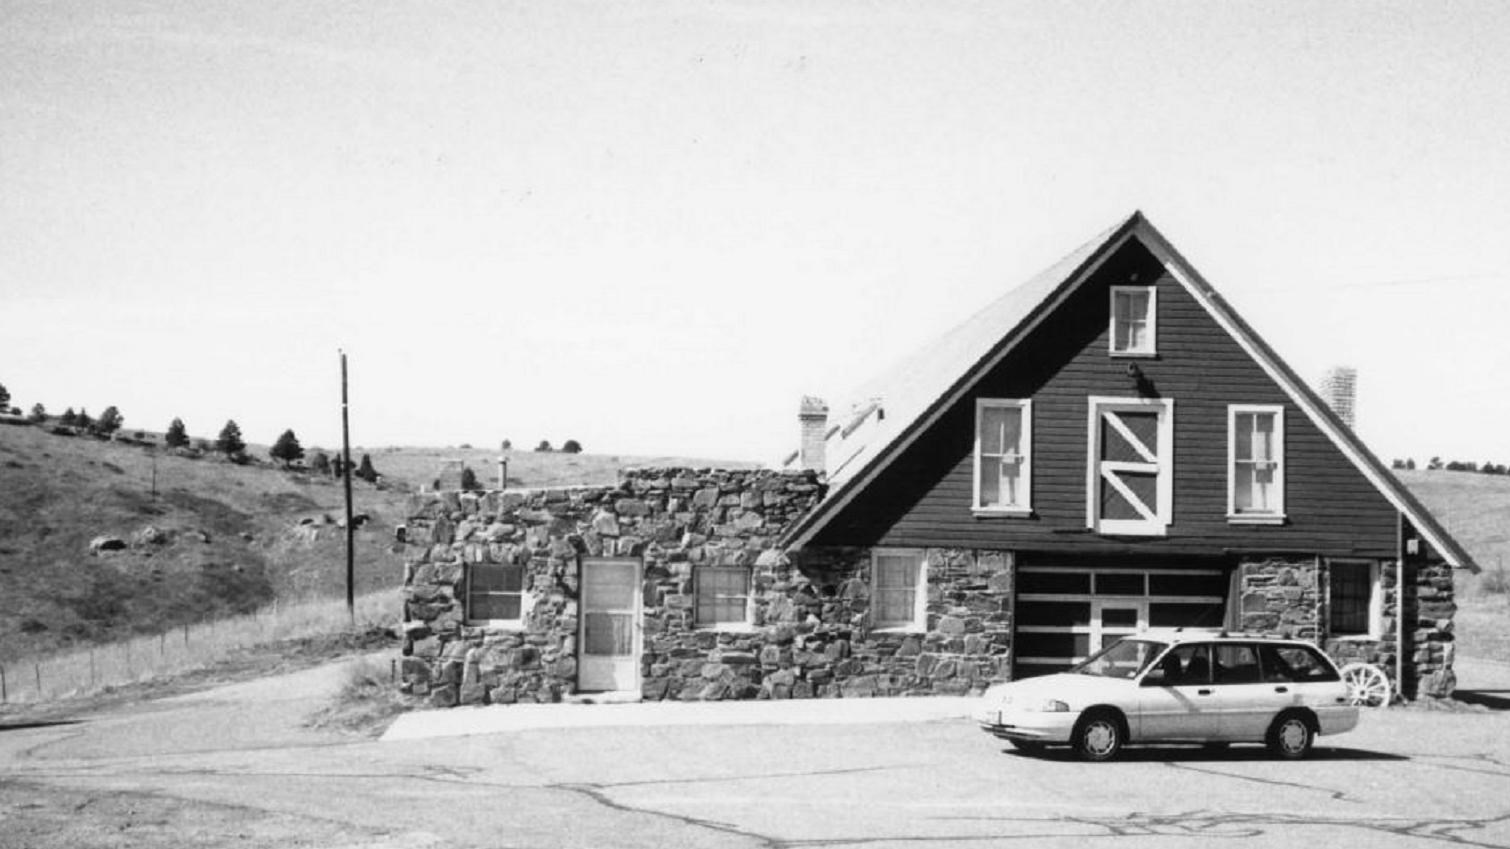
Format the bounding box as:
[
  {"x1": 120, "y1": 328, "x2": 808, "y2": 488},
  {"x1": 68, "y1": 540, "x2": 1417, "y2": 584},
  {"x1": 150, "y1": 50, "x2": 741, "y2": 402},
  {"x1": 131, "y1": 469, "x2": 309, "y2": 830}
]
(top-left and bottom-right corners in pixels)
[
  {"x1": 974, "y1": 399, "x2": 1032, "y2": 515},
  {"x1": 1110, "y1": 286, "x2": 1156, "y2": 356}
]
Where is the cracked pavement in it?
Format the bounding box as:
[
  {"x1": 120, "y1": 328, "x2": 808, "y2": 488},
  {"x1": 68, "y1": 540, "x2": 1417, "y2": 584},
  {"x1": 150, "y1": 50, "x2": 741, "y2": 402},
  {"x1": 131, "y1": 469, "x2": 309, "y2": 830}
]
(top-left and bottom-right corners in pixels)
[{"x1": 7, "y1": 657, "x2": 1510, "y2": 848}]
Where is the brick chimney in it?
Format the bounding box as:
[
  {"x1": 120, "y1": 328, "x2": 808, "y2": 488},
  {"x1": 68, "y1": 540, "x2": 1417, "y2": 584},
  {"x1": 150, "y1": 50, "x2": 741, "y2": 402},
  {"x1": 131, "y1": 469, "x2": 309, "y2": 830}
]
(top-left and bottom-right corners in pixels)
[
  {"x1": 1318, "y1": 366, "x2": 1358, "y2": 429},
  {"x1": 798, "y1": 396, "x2": 829, "y2": 473}
]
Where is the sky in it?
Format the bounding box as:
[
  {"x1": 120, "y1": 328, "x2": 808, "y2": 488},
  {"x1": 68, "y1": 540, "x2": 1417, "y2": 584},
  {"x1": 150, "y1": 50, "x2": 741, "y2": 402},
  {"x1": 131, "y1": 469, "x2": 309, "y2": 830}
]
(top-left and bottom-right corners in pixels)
[{"x1": 2, "y1": 0, "x2": 1508, "y2": 465}]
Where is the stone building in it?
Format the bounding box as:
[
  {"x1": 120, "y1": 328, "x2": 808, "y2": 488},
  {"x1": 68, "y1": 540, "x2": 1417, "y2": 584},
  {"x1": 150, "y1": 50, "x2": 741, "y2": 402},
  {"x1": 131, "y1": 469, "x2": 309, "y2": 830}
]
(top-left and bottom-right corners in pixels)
[{"x1": 397, "y1": 212, "x2": 1473, "y2": 707}]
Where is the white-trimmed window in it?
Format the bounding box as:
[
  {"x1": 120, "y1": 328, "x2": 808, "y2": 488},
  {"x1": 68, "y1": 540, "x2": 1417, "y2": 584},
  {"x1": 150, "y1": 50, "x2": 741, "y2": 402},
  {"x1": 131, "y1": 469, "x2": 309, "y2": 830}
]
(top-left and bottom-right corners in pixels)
[
  {"x1": 974, "y1": 399, "x2": 1032, "y2": 515},
  {"x1": 1229, "y1": 405, "x2": 1285, "y2": 522},
  {"x1": 1086, "y1": 397, "x2": 1174, "y2": 536},
  {"x1": 694, "y1": 566, "x2": 751, "y2": 629},
  {"x1": 871, "y1": 549, "x2": 926, "y2": 631},
  {"x1": 466, "y1": 562, "x2": 527, "y2": 627},
  {"x1": 1110, "y1": 286, "x2": 1157, "y2": 356},
  {"x1": 1328, "y1": 560, "x2": 1382, "y2": 639}
]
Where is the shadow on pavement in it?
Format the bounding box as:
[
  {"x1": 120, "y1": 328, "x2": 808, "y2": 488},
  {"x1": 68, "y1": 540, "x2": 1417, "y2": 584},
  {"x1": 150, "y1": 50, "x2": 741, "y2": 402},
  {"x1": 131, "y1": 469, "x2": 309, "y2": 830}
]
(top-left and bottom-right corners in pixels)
[
  {"x1": 1004, "y1": 744, "x2": 1407, "y2": 763},
  {"x1": 1453, "y1": 690, "x2": 1510, "y2": 710},
  {"x1": 0, "y1": 719, "x2": 82, "y2": 733}
]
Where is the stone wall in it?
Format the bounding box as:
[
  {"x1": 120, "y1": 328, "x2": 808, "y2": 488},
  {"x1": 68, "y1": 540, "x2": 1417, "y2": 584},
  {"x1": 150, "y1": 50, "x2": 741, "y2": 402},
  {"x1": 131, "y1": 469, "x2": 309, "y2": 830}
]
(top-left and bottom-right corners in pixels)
[
  {"x1": 397, "y1": 468, "x2": 1018, "y2": 706},
  {"x1": 1238, "y1": 553, "x2": 1458, "y2": 700}
]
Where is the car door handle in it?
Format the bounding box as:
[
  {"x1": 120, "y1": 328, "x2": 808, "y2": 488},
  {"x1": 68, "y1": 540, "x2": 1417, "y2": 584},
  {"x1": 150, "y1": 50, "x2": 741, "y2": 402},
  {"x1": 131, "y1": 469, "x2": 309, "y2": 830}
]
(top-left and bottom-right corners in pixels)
[
  {"x1": 1197, "y1": 689, "x2": 1212, "y2": 696},
  {"x1": 1274, "y1": 686, "x2": 1289, "y2": 694}
]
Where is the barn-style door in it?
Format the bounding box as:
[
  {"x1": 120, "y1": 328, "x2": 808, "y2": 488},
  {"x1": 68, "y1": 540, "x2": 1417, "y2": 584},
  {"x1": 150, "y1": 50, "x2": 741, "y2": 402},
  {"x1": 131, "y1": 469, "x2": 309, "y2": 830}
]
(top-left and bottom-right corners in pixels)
[{"x1": 1087, "y1": 398, "x2": 1173, "y2": 535}]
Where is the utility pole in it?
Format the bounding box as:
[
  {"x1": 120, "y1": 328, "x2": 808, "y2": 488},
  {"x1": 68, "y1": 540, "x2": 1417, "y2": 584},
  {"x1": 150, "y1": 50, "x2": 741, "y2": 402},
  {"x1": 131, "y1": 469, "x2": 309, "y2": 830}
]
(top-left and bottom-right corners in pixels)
[{"x1": 340, "y1": 350, "x2": 355, "y2": 624}]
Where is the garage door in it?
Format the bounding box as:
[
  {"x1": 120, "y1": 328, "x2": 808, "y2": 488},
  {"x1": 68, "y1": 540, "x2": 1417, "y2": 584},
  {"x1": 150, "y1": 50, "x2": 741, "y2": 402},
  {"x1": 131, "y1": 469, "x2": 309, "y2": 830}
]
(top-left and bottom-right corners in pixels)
[{"x1": 1013, "y1": 566, "x2": 1229, "y2": 679}]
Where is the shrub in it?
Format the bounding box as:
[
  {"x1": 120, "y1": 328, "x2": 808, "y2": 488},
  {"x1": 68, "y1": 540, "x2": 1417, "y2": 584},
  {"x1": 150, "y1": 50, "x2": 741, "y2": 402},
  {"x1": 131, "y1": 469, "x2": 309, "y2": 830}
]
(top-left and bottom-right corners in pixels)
[
  {"x1": 460, "y1": 466, "x2": 481, "y2": 491},
  {"x1": 562, "y1": 439, "x2": 583, "y2": 454},
  {"x1": 355, "y1": 453, "x2": 378, "y2": 483},
  {"x1": 93, "y1": 405, "x2": 123, "y2": 435},
  {"x1": 0, "y1": 382, "x2": 8, "y2": 411},
  {"x1": 27, "y1": 403, "x2": 46, "y2": 423},
  {"x1": 309, "y1": 451, "x2": 331, "y2": 475},
  {"x1": 60, "y1": 407, "x2": 77, "y2": 426},
  {"x1": 535, "y1": 440, "x2": 553, "y2": 452}
]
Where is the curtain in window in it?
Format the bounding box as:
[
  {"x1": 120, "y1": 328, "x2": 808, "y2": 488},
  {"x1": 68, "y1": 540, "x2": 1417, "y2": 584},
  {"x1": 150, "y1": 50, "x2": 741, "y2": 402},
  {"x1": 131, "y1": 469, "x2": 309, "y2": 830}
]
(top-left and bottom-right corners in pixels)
[
  {"x1": 696, "y1": 567, "x2": 749, "y2": 624},
  {"x1": 1329, "y1": 564, "x2": 1371, "y2": 634},
  {"x1": 873, "y1": 554, "x2": 918, "y2": 626},
  {"x1": 978, "y1": 405, "x2": 1024, "y2": 507},
  {"x1": 1234, "y1": 412, "x2": 1277, "y2": 512}
]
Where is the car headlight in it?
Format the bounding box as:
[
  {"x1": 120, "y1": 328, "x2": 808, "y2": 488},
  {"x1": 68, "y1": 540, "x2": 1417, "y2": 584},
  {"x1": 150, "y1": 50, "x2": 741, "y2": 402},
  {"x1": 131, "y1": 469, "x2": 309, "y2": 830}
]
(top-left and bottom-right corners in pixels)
[{"x1": 1025, "y1": 699, "x2": 1070, "y2": 712}]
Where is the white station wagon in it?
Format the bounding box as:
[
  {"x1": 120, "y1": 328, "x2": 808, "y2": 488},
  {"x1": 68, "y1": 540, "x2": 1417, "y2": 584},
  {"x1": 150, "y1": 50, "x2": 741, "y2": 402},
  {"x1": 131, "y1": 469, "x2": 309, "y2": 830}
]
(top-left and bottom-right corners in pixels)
[{"x1": 976, "y1": 629, "x2": 1360, "y2": 760}]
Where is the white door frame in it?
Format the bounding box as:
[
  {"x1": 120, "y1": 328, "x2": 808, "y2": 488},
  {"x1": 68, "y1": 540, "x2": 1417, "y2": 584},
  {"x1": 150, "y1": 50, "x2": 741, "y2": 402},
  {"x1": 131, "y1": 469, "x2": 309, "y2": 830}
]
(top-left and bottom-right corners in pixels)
[{"x1": 578, "y1": 556, "x2": 642, "y2": 694}]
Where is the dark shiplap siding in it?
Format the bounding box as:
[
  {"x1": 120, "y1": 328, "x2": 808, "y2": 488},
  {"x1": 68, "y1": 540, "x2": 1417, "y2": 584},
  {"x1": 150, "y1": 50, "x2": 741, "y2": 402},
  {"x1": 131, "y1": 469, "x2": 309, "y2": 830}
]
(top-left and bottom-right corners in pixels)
[{"x1": 813, "y1": 240, "x2": 1400, "y2": 557}]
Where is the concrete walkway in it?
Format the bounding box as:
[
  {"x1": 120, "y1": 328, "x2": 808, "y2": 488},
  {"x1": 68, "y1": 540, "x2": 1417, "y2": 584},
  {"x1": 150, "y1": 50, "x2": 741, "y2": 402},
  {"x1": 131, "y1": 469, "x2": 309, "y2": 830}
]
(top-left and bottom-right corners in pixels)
[{"x1": 381, "y1": 695, "x2": 980, "y2": 741}]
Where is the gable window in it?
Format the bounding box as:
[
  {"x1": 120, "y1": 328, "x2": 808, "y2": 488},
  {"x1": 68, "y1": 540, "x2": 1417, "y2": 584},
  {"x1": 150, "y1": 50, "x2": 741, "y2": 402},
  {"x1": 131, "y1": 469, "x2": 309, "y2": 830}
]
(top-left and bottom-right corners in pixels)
[
  {"x1": 1110, "y1": 286, "x2": 1156, "y2": 356},
  {"x1": 466, "y1": 562, "x2": 527, "y2": 626},
  {"x1": 1229, "y1": 405, "x2": 1285, "y2": 522},
  {"x1": 871, "y1": 549, "x2": 926, "y2": 631},
  {"x1": 1328, "y1": 560, "x2": 1382, "y2": 638},
  {"x1": 1086, "y1": 397, "x2": 1174, "y2": 536},
  {"x1": 974, "y1": 399, "x2": 1032, "y2": 515},
  {"x1": 694, "y1": 566, "x2": 751, "y2": 629}
]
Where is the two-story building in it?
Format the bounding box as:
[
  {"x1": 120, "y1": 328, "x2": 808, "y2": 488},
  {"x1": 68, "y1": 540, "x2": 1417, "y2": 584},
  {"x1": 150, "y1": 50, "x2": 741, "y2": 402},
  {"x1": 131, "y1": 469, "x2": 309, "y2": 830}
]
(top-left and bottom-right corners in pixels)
[{"x1": 397, "y1": 212, "x2": 1472, "y2": 707}]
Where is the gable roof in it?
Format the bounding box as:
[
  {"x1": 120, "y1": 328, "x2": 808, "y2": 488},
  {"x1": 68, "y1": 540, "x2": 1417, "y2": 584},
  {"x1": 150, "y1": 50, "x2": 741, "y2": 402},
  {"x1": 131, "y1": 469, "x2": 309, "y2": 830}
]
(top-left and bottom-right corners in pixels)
[{"x1": 781, "y1": 211, "x2": 1476, "y2": 572}]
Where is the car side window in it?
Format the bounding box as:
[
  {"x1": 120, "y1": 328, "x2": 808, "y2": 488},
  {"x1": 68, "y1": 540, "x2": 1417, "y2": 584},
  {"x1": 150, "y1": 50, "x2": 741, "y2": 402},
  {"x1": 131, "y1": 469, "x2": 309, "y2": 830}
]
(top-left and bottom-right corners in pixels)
[
  {"x1": 1149, "y1": 643, "x2": 1212, "y2": 686},
  {"x1": 1214, "y1": 644, "x2": 1261, "y2": 684},
  {"x1": 1258, "y1": 644, "x2": 1341, "y2": 682}
]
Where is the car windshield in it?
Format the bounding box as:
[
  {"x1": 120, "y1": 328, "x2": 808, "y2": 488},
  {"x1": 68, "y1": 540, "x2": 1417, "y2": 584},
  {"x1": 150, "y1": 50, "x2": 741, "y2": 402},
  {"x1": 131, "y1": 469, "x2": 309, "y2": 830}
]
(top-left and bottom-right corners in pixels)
[{"x1": 1070, "y1": 639, "x2": 1168, "y2": 679}]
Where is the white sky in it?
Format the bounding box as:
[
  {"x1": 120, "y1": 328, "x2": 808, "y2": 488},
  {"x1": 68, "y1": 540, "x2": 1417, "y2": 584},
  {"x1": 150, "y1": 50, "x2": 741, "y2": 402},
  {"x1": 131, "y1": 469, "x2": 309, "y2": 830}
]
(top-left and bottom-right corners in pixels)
[{"x1": 3, "y1": 1, "x2": 1508, "y2": 465}]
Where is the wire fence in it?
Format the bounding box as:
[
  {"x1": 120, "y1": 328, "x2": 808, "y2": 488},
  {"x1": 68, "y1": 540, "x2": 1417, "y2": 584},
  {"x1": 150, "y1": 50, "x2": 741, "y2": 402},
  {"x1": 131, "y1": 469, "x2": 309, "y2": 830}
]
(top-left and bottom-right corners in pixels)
[{"x1": 0, "y1": 588, "x2": 399, "y2": 705}]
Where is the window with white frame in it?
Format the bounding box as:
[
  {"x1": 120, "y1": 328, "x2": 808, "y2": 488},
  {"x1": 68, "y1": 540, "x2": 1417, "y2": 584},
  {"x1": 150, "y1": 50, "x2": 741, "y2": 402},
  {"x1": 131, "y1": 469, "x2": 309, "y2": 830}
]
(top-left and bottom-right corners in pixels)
[
  {"x1": 871, "y1": 549, "x2": 926, "y2": 631},
  {"x1": 1328, "y1": 560, "x2": 1382, "y2": 638},
  {"x1": 466, "y1": 562, "x2": 527, "y2": 626},
  {"x1": 1109, "y1": 286, "x2": 1156, "y2": 355},
  {"x1": 975, "y1": 399, "x2": 1032, "y2": 514},
  {"x1": 1086, "y1": 397, "x2": 1174, "y2": 536},
  {"x1": 1229, "y1": 405, "x2": 1285, "y2": 521},
  {"x1": 694, "y1": 566, "x2": 751, "y2": 628}
]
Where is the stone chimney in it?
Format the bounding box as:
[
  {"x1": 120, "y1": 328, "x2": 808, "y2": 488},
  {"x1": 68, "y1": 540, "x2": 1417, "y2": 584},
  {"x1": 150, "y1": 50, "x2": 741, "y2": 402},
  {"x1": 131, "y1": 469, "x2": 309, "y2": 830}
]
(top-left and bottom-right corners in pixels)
[
  {"x1": 1318, "y1": 366, "x2": 1358, "y2": 429},
  {"x1": 798, "y1": 396, "x2": 829, "y2": 473}
]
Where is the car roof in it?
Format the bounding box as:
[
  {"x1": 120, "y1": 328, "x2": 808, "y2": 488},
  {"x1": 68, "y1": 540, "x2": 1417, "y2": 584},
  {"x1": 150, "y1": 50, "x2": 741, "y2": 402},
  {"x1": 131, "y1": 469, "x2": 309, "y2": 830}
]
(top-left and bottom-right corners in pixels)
[{"x1": 1127, "y1": 628, "x2": 1316, "y2": 647}]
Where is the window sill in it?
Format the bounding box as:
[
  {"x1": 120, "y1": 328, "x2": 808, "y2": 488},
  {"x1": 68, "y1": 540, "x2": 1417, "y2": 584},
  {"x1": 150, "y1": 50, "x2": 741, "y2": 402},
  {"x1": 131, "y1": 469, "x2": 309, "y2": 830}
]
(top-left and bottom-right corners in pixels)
[
  {"x1": 871, "y1": 624, "x2": 925, "y2": 635},
  {"x1": 466, "y1": 621, "x2": 526, "y2": 631},
  {"x1": 1329, "y1": 633, "x2": 1384, "y2": 643},
  {"x1": 972, "y1": 507, "x2": 1034, "y2": 519},
  {"x1": 1226, "y1": 513, "x2": 1287, "y2": 526},
  {"x1": 695, "y1": 623, "x2": 755, "y2": 633},
  {"x1": 1109, "y1": 350, "x2": 1159, "y2": 359}
]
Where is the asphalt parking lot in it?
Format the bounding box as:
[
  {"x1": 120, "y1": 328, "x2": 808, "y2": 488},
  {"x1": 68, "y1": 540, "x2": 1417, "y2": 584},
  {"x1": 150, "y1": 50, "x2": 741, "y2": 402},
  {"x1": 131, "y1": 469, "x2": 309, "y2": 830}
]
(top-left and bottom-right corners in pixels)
[{"x1": 6, "y1": 658, "x2": 1510, "y2": 848}]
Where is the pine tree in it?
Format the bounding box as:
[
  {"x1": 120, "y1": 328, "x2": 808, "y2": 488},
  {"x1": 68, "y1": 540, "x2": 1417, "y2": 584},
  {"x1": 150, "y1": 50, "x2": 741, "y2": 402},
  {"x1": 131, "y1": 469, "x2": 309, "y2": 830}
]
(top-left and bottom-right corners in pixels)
[
  {"x1": 269, "y1": 429, "x2": 304, "y2": 467},
  {"x1": 94, "y1": 406, "x2": 123, "y2": 435},
  {"x1": 216, "y1": 420, "x2": 246, "y2": 456},
  {"x1": 308, "y1": 451, "x2": 331, "y2": 475},
  {"x1": 460, "y1": 466, "x2": 480, "y2": 491},
  {"x1": 355, "y1": 453, "x2": 378, "y2": 483},
  {"x1": 27, "y1": 403, "x2": 46, "y2": 423},
  {"x1": 164, "y1": 418, "x2": 189, "y2": 448},
  {"x1": 0, "y1": 383, "x2": 9, "y2": 411},
  {"x1": 75, "y1": 408, "x2": 93, "y2": 431},
  {"x1": 60, "y1": 407, "x2": 77, "y2": 426}
]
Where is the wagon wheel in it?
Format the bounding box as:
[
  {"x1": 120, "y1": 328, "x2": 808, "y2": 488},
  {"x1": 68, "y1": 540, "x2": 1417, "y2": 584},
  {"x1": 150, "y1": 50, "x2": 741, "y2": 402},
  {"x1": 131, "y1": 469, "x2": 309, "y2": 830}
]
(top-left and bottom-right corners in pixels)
[{"x1": 1340, "y1": 662, "x2": 1391, "y2": 708}]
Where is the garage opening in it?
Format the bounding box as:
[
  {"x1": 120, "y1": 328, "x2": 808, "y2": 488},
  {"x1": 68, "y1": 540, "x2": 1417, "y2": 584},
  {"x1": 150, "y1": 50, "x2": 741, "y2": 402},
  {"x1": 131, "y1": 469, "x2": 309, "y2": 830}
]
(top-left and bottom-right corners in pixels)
[{"x1": 1013, "y1": 563, "x2": 1229, "y2": 679}]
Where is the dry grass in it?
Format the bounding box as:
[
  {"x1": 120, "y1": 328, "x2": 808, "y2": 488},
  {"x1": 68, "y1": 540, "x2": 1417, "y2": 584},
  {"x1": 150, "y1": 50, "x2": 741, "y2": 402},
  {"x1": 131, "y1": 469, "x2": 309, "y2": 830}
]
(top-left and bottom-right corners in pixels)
[
  {"x1": 304, "y1": 654, "x2": 411, "y2": 736},
  {"x1": 366, "y1": 445, "x2": 756, "y2": 492},
  {"x1": 0, "y1": 589, "x2": 400, "y2": 704}
]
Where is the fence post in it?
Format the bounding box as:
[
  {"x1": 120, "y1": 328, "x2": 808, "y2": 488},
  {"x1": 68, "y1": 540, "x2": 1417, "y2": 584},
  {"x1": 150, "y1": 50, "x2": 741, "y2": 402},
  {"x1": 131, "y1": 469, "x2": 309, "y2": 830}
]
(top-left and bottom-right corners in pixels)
[
  {"x1": 1, "y1": 665, "x2": 6, "y2": 703},
  {"x1": 159, "y1": 632, "x2": 166, "y2": 658},
  {"x1": 89, "y1": 649, "x2": 96, "y2": 687},
  {"x1": 33, "y1": 663, "x2": 41, "y2": 699}
]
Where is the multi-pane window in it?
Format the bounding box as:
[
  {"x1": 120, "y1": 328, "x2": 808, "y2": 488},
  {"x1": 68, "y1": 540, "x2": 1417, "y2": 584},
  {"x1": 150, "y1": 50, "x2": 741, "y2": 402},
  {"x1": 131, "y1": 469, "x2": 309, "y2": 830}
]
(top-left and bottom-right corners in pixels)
[
  {"x1": 695, "y1": 567, "x2": 750, "y2": 628},
  {"x1": 1329, "y1": 560, "x2": 1380, "y2": 638},
  {"x1": 1110, "y1": 286, "x2": 1156, "y2": 355},
  {"x1": 871, "y1": 549, "x2": 924, "y2": 631},
  {"x1": 1229, "y1": 406, "x2": 1285, "y2": 520},
  {"x1": 467, "y1": 563, "x2": 526, "y2": 625},
  {"x1": 975, "y1": 399, "x2": 1032, "y2": 513}
]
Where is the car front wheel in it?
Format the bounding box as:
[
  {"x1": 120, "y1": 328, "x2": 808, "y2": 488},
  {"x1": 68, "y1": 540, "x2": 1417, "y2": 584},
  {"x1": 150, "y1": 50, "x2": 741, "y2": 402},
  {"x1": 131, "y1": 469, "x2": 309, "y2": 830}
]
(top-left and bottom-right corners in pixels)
[
  {"x1": 1266, "y1": 713, "x2": 1314, "y2": 759},
  {"x1": 1073, "y1": 712, "x2": 1123, "y2": 762}
]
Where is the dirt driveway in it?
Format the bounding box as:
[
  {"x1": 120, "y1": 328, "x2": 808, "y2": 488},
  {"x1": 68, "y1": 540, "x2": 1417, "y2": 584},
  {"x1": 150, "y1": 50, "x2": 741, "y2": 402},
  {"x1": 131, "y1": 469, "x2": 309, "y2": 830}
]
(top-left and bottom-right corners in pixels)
[{"x1": 6, "y1": 656, "x2": 1510, "y2": 848}]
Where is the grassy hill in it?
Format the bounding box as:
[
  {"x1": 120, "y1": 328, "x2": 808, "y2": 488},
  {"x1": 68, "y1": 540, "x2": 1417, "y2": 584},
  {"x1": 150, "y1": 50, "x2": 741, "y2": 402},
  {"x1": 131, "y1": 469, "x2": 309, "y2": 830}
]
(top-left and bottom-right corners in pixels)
[
  {"x1": 0, "y1": 422, "x2": 752, "y2": 662},
  {"x1": 1393, "y1": 469, "x2": 1510, "y2": 580}
]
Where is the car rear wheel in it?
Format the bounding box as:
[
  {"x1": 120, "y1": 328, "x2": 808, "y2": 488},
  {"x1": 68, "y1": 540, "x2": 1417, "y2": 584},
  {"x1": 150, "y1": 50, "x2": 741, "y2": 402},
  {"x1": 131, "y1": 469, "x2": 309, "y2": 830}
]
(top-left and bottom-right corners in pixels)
[
  {"x1": 1073, "y1": 712, "x2": 1123, "y2": 762},
  {"x1": 1266, "y1": 712, "x2": 1314, "y2": 759}
]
